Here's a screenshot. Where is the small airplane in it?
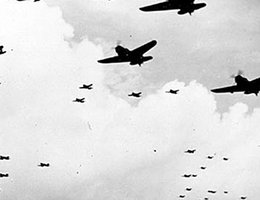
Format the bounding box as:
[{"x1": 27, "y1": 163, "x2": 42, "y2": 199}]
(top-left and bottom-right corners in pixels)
[
  {"x1": 73, "y1": 98, "x2": 85, "y2": 103},
  {"x1": 207, "y1": 155, "x2": 214, "y2": 159},
  {"x1": 200, "y1": 166, "x2": 206, "y2": 170},
  {"x1": 192, "y1": 174, "x2": 197, "y2": 177},
  {"x1": 186, "y1": 188, "x2": 192, "y2": 191},
  {"x1": 223, "y1": 157, "x2": 229, "y2": 161},
  {"x1": 0, "y1": 173, "x2": 9, "y2": 178},
  {"x1": 241, "y1": 196, "x2": 247, "y2": 200},
  {"x1": 128, "y1": 92, "x2": 142, "y2": 98},
  {"x1": 98, "y1": 40, "x2": 157, "y2": 66},
  {"x1": 211, "y1": 71, "x2": 260, "y2": 96},
  {"x1": 0, "y1": 156, "x2": 10, "y2": 160},
  {"x1": 139, "y1": 0, "x2": 206, "y2": 15},
  {"x1": 165, "y1": 89, "x2": 179, "y2": 94},
  {"x1": 184, "y1": 149, "x2": 196, "y2": 154},
  {"x1": 17, "y1": 0, "x2": 40, "y2": 2},
  {"x1": 38, "y1": 163, "x2": 50, "y2": 167},
  {"x1": 179, "y1": 195, "x2": 185, "y2": 198},
  {"x1": 182, "y1": 174, "x2": 191, "y2": 178},
  {"x1": 224, "y1": 191, "x2": 228, "y2": 194},
  {"x1": 208, "y1": 190, "x2": 217, "y2": 194},
  {"x1": 0, "y1": 46, "x2": 6, "y2": 55},
  {"x1": 79, "y1": 84, "x2": 93, "y2": 90}
]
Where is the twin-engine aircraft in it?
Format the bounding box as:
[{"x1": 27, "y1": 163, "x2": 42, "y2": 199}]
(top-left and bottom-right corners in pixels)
[
  {"x1": 139, "y1": 0, "x2": 206, "y2": 15},
  {"x1": 98, "y1": 40, "x2": 157, "y2": 66},
  {"x1": 211, "y1": 71, "x2": 260, "y2": 96}
]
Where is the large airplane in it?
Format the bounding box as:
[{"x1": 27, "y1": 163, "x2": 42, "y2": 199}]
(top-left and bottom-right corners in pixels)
[
  {"x1": 211, "y1": 71, "x2": 260, "y2": 96},
  {"x1": 98, "y1": 40, "x2": 157, "y2": 66},
  {"x1": 139, "y1": 0, "x2": 206, "y2": 15}
]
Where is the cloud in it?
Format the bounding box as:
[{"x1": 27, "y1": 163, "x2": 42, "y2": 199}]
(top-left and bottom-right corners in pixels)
[{"x1": 0, "y1": 1, "x2": 260, "y2": 200}]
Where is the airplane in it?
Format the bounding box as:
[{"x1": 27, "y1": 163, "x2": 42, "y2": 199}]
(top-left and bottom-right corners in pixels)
[
  {"x1": 165, "y1": 89, "x2": 179, "y2": 94},
  {"x1": 17, "y1": 0, "x2": 40, "y2": 2},
  {"x1": 38, "y1": 163, "x2": 50, "y2": 167},
  {"x1": 0, "y1": 173, "x2": 9, "y2": 178},
  {"x1": 128, "y1": 92, "x2": 142, "y2": 98},
  {"x1": 139, "y1": 0, "x2": 206, "y2": 15},
  {"x1": 223, "y1": 157, "x2": 229, "y2": 161},
  {"x1": 179, "y1": 195, "x2": 185, "y2": 198},
  {"x1": 0, "y1": 46, "x2": 6, "y2": 55},
  {"x1": 241, "y1": 197, "x2": 247, "y2": 200},
  {"x1": 207, "y1": 155, "x2": 214, "y2": 159},
  {"x1": 97, "y1": 40, "x2": 157, "y2": 66},
  {"x1": 208, "y1": 190, "x2": 217, "y2": 194},
  {"x1": 200, "y1": 166, "x2": 206, "y2": 170},
  {"x1": 192, "y1": 174, "x2": 197, "y2": 177},
  {"x1": 211, "y1": 71, "x2": 260, "y2": 96},
  {"x1": 224, "y1": 191, "x2": 228, "y2": 194},
  {"x1": 73, "y1": 98, "x2": 85, "y2": 103},
  {"x1": 79, "y1": 84, "x2": 93, "y2": 90},
  {"x1": 186, "y1": 188, "x2": 192, "y2": 191},
  {"x1": 182, "y1": 174, "x2": 191, "y2": 178},
  {"x1": 0, "y1": 156, "x2": 10, "y2": 160},
  {"x1": 184, "y1": 149, "x2": 196, "y2": 154}
]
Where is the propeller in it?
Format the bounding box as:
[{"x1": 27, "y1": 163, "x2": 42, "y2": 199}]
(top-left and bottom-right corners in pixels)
[{"x1": 230, "y1": 70, "x2": 244, "y2": 78}]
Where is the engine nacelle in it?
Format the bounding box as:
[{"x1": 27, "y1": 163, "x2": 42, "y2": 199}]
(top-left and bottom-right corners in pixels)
[
  {"x1": 235, "y1": 75, "x2": 249, "y2": 86},
  {"x1": 115, "y1": 46, "x2": 130, "y2": 57}
]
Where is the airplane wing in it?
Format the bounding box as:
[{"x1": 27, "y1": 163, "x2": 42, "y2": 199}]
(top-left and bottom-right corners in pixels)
[
  {"x1": 211, "y1": 85, "x2": 244, "y2": 93},
  {"x1": 139, "y1": 1, "x2": 180, "y2": 12},
  {"x1": 131, "y1": 40, "x2": 157, "y2": 56},
  {"x1": 98, "y1": 56, "x2": 129, "y2": 64}
]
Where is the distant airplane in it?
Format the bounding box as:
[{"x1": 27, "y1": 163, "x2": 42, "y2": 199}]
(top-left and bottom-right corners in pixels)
[
  {"x1": 17, "y1": 0, "x2": 40, "y2": 2},
  {"x1": 207, "y1": 155, "x2": 214, "y2": 159},
  {"x1": 166, "y1": 89, "x2": 179, "y2": 94},
  {"x1": 0, "y1": 46, "x2": 6, "y2": 55},
  {"x1": 182, "y1": 174, "x2": 191, "y2": 178},
  {"x1": 223, "y1": 157, "x2": 229, "y2": 161},
  {"x1": 98, "y1": 40, "x2": 157, "y2": 66},
  {"x1": 179, "y1": 195, "x2": 185, "y2": 198},
  {"x1": 200, "y1": 166, "x2": 206, "y2": 170},
  {"x1": 0, "y1": 156, "x2": 10, "y2": 160},
  {"x1": 224, "y1": 191, "x2": 228, "y2": 194},
  {"x1": 38, "y1": 163, "x2": 50, "y2": 167},
  {"x1": 241, "y1": 196, "x2": 247, "y2": 199},
  {"x1": 139, "y1": 0, "x2": 206, "y2": 15},
  {"x1": 186, "y1": 188, "x2": 192, "y2": 191},
  {"x1": 0, "y1": 173, "x2": 8, "y2": 178},
  {"x1": 128, "y1": 92, "x2": 142, "y2": 98},
  {"x1": 211, "y1": 71, "x2": 260, "y2": 96},
  {"x1": 208, "y1": 190, "x2": 217, "y2": 194},
  {"x1": 184, "y1": 149, "x2": 196, "y2": 154},
  {"x1": 79, "y1": 84, "x2": 93, "y2": 90},
  {"x1": 73, "y1": 98, "x2": 85, "y2": 103},
  {"x1": 192, "y1": 174, "x2": 197, "y2": 177}
]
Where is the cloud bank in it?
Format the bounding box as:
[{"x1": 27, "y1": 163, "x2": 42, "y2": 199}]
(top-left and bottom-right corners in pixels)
[{"x1": 0, "y1": 1, "x2": 260, "y2": 200}]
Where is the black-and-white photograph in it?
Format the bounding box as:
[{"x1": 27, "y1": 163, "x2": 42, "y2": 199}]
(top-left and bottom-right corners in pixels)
[{"x1": 0, "y1": 0, "x2": 260, "y2": 199}]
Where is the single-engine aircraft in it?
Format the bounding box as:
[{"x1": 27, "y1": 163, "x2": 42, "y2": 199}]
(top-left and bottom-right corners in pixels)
[
  {"x1": 38, "y1": 163, "x2": 50, "y2": 167},
  {"x1": 139, "y1": 0, "x2": 206, "y2": 15},
  {"x1": 79, "y1": 84, "x2": 93, "y2": 90},
  {"x1": 166, "y1": 89, "x2": 179, "y2": 94},
  {"x1": 98, "y1": 40, "x2": 157, "y2": 66},
  {"x1": 73, "y1": 98, "x2": 85, "y2": 103},
  {"x1": 128, "y1": 92, "x2": 142, "y2": 98},
  {"x1": 211, "y1": 71, "x2": 260, "y2": 96},
  {"x1": 0, "y1": 156, "x2": 10, "y2": 160}
]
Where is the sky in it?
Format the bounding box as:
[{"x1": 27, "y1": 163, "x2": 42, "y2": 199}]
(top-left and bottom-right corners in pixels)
[{"x1": 0, "y1": 0, "x2": 260, "y2": 200}]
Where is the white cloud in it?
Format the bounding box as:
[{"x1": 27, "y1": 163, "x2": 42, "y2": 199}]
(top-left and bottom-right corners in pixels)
[{"x1": 0, "y1": 1, "x2": 260, "y2": 200}]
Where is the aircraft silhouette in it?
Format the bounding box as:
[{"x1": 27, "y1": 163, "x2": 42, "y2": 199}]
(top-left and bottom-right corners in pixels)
[
  {"x1": 139, "y1": 0, "x2": 206, "y2": 15},
  {"x1": 179, "y1": 195, "x2": 185, "y2": 198},
  {"x1": 182, "y1": 174, "x2": 191, "y2": 178},
  {"x1": 208, "y1": 190, "x2": 217, "y2": 194},
  {"x1": 200, "y1": 166, "x2": 206, "y2": 170},
  {"x1": 79, "y1": 84, "x2": 93, "y2": 90},
  {"x1": 0, "y1": 46, "x2": 6, "y2": 55},
  {"x1": 165, "y1": 89, "x2": 179, "y2": 94},
  {"x1": 211, "y1": 71, "x2": 260, "y2": 96},
  {"x1": 38, "y1": 163, "x2": 50, "y2": 167},
  {"x1": 128, "y1": 92, "x2": 142, "y2": 98},
  {"x1": 0, "y1": 173, "x2": 9, "y2": 178},
  {"x1": 98, "y1": 40, "x2": 157, "y2": 66},
  {"x1": 224, "y1": 191, "x2": 228, "y2": 194},
  {"x1": 17, "y1": 0, "x2": 40, "y2": 2},
  {"x1": 241, "y1": 197, "x2": 247, "y2": 199},
  {"x1": 223, "y1": 157, "x2": 229, "y2": 161},
  {"x1": 73, "y1": 98, "x2": 85, "y2": 103},
  {"x1": 192, "y1": 174, "x2": 197, "y2": 177},
  {"x1": 0, "y1": 156, "x2": 10, "y2": 160},
  {"x1": 207, "y1": 155, "x2": 214, "y2": 159},
  {"x1": 186, "y1": 188, "x2": 192, "y2": 191},
  {"x1": 184, "y1": 149, "x2": 196, "y2": 154}
]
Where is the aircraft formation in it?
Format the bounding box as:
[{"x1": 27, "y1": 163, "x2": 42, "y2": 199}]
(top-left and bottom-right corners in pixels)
[{"x1": 0, "y1": 0, "x2": 254, "y2": 199}]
